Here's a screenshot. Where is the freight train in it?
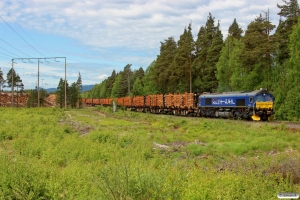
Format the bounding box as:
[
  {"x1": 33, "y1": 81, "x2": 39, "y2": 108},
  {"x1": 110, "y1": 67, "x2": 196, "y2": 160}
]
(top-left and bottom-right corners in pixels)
[{"x1": 81, "y1": 88, "x2": 275, "y2": 121}]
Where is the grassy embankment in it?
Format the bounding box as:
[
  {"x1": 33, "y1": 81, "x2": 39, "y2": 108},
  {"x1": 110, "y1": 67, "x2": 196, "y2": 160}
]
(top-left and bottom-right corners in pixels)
[{"x1": 0, "y1": 106, "x2": 299, "y2": 199}]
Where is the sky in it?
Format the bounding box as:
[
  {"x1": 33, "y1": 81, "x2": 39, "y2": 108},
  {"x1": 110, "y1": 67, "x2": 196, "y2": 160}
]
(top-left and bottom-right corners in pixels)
[{"x1": 0, "y1": 0, "x2": 286, "y2": 90}]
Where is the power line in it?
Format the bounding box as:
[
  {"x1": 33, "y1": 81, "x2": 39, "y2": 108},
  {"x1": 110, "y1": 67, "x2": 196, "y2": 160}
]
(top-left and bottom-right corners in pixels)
[
  {"x1": 0, "y1": 55, "x2": 11, "y2": 60},
  {"x1": 0, "y1": 37, "x2": 31, "y2": 57},
  {"x1": 0, "y1": 6, "x2": 54, "y2": 57},
  {"x1": 0, "y1": 14, "x2": 46, "y2": 57},
  {"x1": 0, "y1": 47, "x2": 22, "y2": 58},
  {"x1": 0, "y1": 51, "x2": 13, "y2": 59}
]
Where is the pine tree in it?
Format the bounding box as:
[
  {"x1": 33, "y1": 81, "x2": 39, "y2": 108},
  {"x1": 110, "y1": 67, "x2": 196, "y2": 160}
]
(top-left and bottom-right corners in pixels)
[
  {"x1": 6, "y1": 68, "x2": 22, "y2": 89},
  {"x1": 240, "y1": 14, "x2": 276, "y2": 90}
]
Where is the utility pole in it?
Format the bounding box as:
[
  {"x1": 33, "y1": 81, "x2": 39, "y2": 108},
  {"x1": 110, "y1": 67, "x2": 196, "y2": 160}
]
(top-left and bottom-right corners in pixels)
[
  {"x1": 11, "y1": 59, "x2": 14, "y2": 108},
  {"x1": 190, "y1": 53, "x2": 192, "y2": 93},
  {"x1": 38, "y1": 58, "x2": 40, "y2": 107},
  {"x1": 11, "y1": 57, "x2": 67, "y2": 108},
  {"x1": 0, "y1": 68, "x2": 1, "y2": 105},
  {"x1": 65, "y1": 57, "x2": 67, "y2": 108}
]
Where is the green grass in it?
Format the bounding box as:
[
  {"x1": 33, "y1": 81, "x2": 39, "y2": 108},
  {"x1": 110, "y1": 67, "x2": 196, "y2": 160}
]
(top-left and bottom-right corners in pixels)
[{"x1": 0, "y1": 106, "x2": 299, "y2": 199}]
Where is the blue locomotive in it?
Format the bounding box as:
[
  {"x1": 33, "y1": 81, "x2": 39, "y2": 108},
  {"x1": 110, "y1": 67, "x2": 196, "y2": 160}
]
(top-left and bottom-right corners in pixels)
[{"x1": 198, "y1": 88, "x2": 274, "y2": 121}]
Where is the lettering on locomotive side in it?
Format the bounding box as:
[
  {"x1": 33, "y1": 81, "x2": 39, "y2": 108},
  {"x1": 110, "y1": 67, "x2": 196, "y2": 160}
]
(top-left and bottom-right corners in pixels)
[{"x1": 212, "y1": 98, "x2": 235, "y2": 105}]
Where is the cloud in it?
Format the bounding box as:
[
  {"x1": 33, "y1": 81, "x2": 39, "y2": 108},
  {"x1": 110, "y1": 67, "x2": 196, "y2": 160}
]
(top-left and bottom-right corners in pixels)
[
  {"x1": 0, "y1": 0, "x2": 284, "y2": 89},
  {"x1": 2, "y1": 0, "x2": 282, "y2": 49},
  {"x1": 97, "y1": 74, "x2": 108, "y2": 80}
]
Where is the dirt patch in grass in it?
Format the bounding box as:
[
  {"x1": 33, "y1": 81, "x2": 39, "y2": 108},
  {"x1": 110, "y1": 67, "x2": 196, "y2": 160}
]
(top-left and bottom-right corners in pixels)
[
  {"x1": 154, "y1": 140, "x2": 208, "y2": 152},
  {"x1": 92, "y1": 110, "x2": 107, "y2": 117},
  {"x1": 60, "y1": 114, "x2": 94, "y2": 135}
]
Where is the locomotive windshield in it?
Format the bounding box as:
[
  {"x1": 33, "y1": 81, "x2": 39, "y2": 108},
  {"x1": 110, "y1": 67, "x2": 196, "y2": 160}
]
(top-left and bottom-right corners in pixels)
[{"x1": 256, "y1": 93, "x2": 274, "y2": 102}]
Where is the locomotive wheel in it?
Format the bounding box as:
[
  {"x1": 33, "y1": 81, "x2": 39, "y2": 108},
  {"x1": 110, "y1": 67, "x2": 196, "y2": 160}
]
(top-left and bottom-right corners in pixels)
[{"x1": 234, "y1": 113, "x2": 238, "y2": 120}]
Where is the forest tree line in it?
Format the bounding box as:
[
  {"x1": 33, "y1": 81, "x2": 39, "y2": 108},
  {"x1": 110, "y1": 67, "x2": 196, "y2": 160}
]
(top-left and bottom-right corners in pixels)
[{"x1": 83, "y1": 0, "x2": 300, "y2": 120}]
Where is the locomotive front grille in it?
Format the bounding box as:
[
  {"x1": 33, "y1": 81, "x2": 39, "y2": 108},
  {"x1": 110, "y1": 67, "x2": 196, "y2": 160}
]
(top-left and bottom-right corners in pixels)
[{"x1": 256, "y1": 102, "x2": 273, "y2": 110}]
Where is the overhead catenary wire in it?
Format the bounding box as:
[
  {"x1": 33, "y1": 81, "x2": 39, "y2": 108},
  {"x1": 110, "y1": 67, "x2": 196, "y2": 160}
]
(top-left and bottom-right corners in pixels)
[
  {"x1": 0, "y1": 51, "x2": 14, "y2": 59},
  {"x1": 0, "y1": 47, "x2": 22, "y2": 58},
  {"x1": 0, "y1": 6, "x2": 54, "y2": 57},
  {"x1": 0, "y1": 14, "x2": 46, "y2": 57},
  {"x1": 0, "y1": 37, "x2": 31, "y2": 57},
  {"x1": 0, "y1": 56, "x2": 10, "y2": 61}
]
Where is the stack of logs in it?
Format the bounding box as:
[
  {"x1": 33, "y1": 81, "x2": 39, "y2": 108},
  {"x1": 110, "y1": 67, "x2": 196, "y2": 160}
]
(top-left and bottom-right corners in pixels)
[{"x1": 0, "y1": 93, "x2": 29, "y2": 107}]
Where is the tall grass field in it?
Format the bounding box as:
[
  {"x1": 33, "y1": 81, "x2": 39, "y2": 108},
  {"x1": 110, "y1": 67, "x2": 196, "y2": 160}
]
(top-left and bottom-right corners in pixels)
[{"x1": 0, "y1": 106, "x2": 299, "y2": 199}]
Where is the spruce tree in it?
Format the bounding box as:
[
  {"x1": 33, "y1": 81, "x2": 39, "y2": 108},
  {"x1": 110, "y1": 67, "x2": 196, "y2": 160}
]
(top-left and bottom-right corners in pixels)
[
  {"x1": 99, "y1": 81, "x2": 107, "y2": 98},
  {"x1": 118, "y1": 64, "x2": 132, "y2": 97},
  {"x1": 193, "y1": 26, "x2": 206, "y2": 92},
  {"x1": 276, "y1": 19, "x2": 300, "y2": 120},
  {"x1": 69, "y1": 82, "x2": 80, "y2": 108},
  {"x1": 205, "y1": 21, "x2": 224, "y2": 92},
  {"x1": 111, "y1": 73, "x2": 122, "y2": 98},
  {"x1": 26, "y1": 89, "x2": 38, "y2": 107},
  {"x1": 142, "y1": 61, "x2": 159, "y2": 95},
  {"x1": 56, "y1": 78, "x2": 68, "y2": 108},
  {"x1": 105, "y1": 70, "x2": 116, "y2": 97},
  {"x1": 193, "y1": 13, "x2": 217, "y2": 92},
  {"x1": 172, "y1": 23, "x2": 195, "y2": 93},
  {"x1": 216, "y1": 19, "x2": 243, "y2": 92},
  {"x1": 276, "y1": 0, "x2": 300, "y2": 66},
  {"x1": 228, "y1": 18, "x2": 243, "y2": 40},
  {"x1": 133, "y1": 67, "x2": 145, "y2": 83},
  {"x1": 228, "y1": 39, "x2": 244, "y2": 91},
  {"x1": 153, "y1": 37, "x2": 177, "y2": 93},
  {"x1": 76, "y1": 72, "x2": 82, "y2": 92},
  {"x1": 76, "y1": 72, "x2": 82, "y2": 107},
  {"x1": 132, "y1": 78, "x2": 144, "y2": 96},
  {"x1": 273, "y1": 0, "x2": 300, "y2": 115}
]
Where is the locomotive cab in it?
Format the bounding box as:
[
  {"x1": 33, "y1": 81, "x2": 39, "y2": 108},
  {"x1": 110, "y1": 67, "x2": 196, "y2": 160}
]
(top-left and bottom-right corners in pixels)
[{"x1": 252, "y1": 91, "x2": 274, "y2": 121}]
